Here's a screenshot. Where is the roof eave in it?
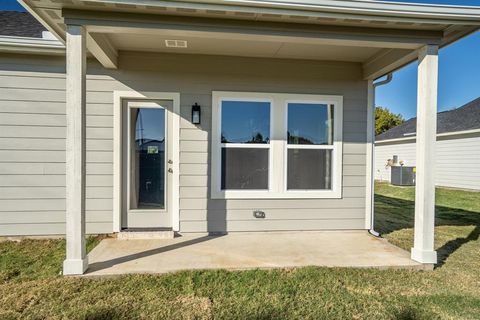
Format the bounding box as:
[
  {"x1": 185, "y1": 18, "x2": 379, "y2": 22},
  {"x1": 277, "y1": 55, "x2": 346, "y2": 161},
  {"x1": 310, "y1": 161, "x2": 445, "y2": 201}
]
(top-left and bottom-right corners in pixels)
[
  {"x1": 0, "y1": 35, "x2": 65, "y2": 55},
  {"x1": 102, "y1": 0, "x2": 480, "y2": 23},
  {"x1": 18, "y1": 0, "x2": 66, "y2": 43},
  {"x1": 376, "y1": 128, "x2": 480, "y2": 144},
  {"x1": 18, "y1": 0, "x2": 480, "y2": 45}
]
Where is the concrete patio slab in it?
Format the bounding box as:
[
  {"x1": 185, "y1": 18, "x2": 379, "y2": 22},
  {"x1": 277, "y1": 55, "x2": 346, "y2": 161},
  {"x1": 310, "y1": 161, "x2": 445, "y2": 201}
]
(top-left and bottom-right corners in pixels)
[{"x1": 85, "y1": 231, "x2": 423, "y2": 276}]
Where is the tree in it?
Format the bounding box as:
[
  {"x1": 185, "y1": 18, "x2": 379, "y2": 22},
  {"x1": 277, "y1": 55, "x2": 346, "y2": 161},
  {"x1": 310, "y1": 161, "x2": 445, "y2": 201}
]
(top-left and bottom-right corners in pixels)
[{"x1": 375, "y1": 107, "x2": 405, "y2": 135}]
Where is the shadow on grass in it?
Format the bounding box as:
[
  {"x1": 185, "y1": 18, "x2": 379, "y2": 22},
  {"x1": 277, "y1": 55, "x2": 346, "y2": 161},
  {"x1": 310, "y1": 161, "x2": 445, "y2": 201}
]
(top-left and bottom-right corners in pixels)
[
  {"x1": 436, "y1": 226, "x2": 480, "y2": 267},
  {"x1": 84, "y1": 306, "x2": 127, "y2": 320},
  {"x1": 374, "y1": 194, "x2": 480, "y2": 267},
  {"x1": 392, "y1": 305, "x2": 433, "y2": 320}
]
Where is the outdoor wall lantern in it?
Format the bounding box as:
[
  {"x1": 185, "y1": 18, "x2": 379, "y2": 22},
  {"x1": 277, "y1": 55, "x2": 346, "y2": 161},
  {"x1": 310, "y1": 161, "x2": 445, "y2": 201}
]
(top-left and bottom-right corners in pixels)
[{"x1": 192, "y1": 103, "x2": 201, "y2": 124}]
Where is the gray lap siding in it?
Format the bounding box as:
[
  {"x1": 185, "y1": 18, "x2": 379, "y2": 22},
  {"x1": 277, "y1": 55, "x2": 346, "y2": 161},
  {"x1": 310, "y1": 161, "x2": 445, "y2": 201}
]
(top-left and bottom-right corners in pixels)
[{"x1": 0, "y1": 51, "x2": 367, "y2": 235}]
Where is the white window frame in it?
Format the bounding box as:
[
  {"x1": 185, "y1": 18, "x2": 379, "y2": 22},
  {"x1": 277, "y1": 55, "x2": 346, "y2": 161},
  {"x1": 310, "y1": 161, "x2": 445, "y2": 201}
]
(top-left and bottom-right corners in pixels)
[
  {"x1": 211, "y1": 91, "x2": 343, "y2": 199},
  {"x1": 212, "y1": 93, "x2": 274, "y2": 198},
  {"x1": 283, "y1": 99, "x2": 343, "y2": 198}
]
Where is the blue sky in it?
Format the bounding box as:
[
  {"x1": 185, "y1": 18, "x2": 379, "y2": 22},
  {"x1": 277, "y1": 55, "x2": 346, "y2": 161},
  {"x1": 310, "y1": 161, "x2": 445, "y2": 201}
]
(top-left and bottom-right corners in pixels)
[
  {"x1": 0, "y1": 0, "x2": 23, "y2": 11},
  {"x1": 376, "y1": 31, "x2": 480, "y2": 119},
  {"x1": 383, "y1": 0, "x2": 480, "y2": 4},
  {"x1": 1, "y1": 0, "x2": 479, "y2": 119},
  {"x1": 378, "y1": 1, "x2": 480, "y2": 119}
]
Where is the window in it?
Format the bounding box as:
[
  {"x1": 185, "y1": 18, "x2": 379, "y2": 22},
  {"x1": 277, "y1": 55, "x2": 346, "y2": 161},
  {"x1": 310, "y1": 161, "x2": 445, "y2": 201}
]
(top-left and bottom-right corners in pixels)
[
  {"x1": 129, "y1": 107, "x2": 166, "y2": 209},
  {"x1": 220, "y1": 101, "x2": 271, "y2": 190},
  {"x1": 287, "y1": 103, "x2": 334, "y2": 190},
  {"x1": 212, "y1": 92, "x2": 342, "y2": 199}
]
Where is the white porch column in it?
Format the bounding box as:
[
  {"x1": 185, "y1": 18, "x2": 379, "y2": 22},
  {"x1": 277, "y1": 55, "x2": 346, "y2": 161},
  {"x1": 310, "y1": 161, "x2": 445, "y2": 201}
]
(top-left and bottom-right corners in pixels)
[
  {"x1": 63, "y1": 25, "x2": 88, "y2": 275},
  {"x1": 411, "y1": 44, "x2": 438, "y2": 264}
]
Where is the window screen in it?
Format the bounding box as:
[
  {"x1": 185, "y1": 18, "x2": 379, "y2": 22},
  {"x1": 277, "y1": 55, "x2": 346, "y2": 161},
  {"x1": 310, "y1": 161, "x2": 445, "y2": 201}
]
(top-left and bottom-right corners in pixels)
[
  {"x1": 287, "y1": 149, "x2": 332, "y2": 190},
  {"x1": 221, "y1": 148, "x2": 269, "y2": 190}
]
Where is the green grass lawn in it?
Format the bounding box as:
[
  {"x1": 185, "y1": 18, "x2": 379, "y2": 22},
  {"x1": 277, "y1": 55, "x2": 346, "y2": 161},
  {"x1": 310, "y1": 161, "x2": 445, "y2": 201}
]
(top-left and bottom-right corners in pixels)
[{"x1": 1, "y1": 182, "x2": 479, "y2": 319}]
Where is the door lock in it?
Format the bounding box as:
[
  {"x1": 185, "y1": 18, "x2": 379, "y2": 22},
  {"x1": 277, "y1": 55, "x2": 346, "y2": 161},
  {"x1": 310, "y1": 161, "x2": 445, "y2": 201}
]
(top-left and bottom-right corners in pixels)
[
  {"x1": 168, "y1": 168, "x2": 173, "y2": 173},
  {"x1": 168, "y1": 159, "x2": 173, "y2": 164}
]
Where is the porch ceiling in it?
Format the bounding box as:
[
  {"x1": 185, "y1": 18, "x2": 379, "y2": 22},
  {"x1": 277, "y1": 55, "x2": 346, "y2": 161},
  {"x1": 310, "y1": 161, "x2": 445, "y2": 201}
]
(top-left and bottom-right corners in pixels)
[{"x1": 106, "y1": 32, "x2": 382, "y2": 62}]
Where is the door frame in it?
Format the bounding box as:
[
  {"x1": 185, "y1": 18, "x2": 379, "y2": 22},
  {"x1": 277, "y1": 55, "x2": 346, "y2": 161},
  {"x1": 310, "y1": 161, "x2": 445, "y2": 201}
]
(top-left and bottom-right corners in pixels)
[{"x1": 113, "y1": 91, "x2": 180, "y2": 232}]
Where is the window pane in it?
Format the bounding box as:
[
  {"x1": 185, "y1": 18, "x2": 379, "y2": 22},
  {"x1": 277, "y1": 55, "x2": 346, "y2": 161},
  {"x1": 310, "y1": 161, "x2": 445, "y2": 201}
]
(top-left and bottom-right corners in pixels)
[
  {"x1": 287, "y1": 149, "x2": 332, "y2": 190},
  {"x1": 288, "y1": 103, "x2": 334, "y2": 145},
  {"x1": 221, "y1": 148, "x2": 269, "y2": 190},
  {"x1": 130, "y1": 108, "x2": 165, "y2": 209},
  {"x1": 221, "y1": 101, "x2": 270, "y2": 144}
]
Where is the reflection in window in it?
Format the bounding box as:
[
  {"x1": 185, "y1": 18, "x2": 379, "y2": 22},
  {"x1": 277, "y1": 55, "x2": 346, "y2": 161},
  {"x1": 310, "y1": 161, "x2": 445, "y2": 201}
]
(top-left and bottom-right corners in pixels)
[
  {"x1": 221, "y1": 101, "x2": 270, "y2": 144},
  {"x1": 288, "y1": 103, "x2": 334, "y2": 145},
  {"x1": 130, "y1": 108, "x2": 166, "y2": 209},
  {"x1": 220, "y1": 100, "x2": 271, "y2": 190},
  {"x1": 287, "y1": 103, "x2": 335, "y2": 190}
]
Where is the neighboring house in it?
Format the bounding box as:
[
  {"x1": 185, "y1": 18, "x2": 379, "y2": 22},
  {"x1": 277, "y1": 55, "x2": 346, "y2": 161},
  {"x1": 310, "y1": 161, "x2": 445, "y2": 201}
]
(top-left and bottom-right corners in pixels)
[
  {"x1": 0, "y1": 0, "x2": 479, "y2": 274},
  {"x1": 375, "y1": 98, "x2": 480, "y2": 190}
]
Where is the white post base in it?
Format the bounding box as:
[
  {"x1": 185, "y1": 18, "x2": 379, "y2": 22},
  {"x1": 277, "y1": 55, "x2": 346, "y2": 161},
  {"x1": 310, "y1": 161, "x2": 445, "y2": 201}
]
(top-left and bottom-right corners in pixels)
[
  {"x1": 63, "y1": 257, "x2": 89, "y2": 275},
  {"x1": 411, "y1": 247, "x2": 437, "y2": 264}
]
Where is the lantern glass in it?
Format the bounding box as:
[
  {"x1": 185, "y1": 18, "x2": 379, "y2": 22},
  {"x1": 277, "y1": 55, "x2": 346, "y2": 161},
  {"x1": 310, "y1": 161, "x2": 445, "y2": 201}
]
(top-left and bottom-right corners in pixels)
[{"x1": 192, "y1": 103, "x2": 201, "y2": 124}]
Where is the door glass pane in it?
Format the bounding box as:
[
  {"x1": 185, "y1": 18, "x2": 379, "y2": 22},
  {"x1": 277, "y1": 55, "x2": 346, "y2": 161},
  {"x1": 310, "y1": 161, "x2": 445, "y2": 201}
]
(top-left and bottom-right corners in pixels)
[
  {"x1": 130, "y1": 108, "x2": 165, "y2": 209},
  {"x1": 288, "y1": 103, "x2": 334, "y2": 145},
  {"x1": 221, "y1": 147, "x2": 269, "y2": 190},
  {"x1": 221, "y1": 101, "x2": 270, "y2": 143},
  {"x1": 287, "y1": 149, "x2": 332, "y2": 190}
]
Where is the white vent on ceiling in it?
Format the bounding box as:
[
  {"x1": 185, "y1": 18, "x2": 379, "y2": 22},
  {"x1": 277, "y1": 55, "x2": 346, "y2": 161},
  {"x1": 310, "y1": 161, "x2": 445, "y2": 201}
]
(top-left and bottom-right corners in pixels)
[{"x1": 165, "y1": 40, "x2": 188, "y2": 48}]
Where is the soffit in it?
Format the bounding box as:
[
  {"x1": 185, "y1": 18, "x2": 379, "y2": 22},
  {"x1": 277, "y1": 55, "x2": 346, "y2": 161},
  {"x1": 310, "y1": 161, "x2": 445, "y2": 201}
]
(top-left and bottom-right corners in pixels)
[{"x1": 107, "y1": 32, "x2": 382, "y2": 62}]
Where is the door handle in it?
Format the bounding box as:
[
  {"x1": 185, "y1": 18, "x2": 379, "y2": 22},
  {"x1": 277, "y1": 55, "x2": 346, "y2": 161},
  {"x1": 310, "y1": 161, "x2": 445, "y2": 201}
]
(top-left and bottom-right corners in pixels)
[
  {"x1": 168, "y1": 159, "x2": 173, "y2": 164},
  {"x1": 168, "y1": 168, "x2": 173, "y2": 173}
]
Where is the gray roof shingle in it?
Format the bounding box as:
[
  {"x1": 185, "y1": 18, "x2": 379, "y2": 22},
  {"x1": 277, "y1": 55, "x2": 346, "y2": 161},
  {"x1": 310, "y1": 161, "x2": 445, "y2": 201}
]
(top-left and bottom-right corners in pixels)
[
  {"x1": 0, "y1": 11, "x2": 46, "y2": 38},
  {"x1": 376, "y1": 97, "x2": 480, "y2": 141}
]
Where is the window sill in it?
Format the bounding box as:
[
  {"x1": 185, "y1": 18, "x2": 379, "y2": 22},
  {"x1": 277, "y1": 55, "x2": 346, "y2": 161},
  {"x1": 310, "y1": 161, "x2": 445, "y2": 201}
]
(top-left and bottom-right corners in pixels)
[{"x1": 211, "y1": 189, "x2": 342, "y2": 199}]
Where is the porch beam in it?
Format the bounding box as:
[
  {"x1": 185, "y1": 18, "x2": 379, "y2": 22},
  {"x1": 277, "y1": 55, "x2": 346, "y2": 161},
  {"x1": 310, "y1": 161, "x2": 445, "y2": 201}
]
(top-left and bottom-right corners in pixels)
[
  {"x1": 411, "y1": 44, "x2": 438, "y2": 265},
  {"x1": 63, "y1": 24, "x2": 88, "y2": 275},
  {"x1": 363, "y1": 48, "x2": 417, "y2": 80},
  {"x1": 86, "y1": 32, "x2": 118, "y2": 69},
  {"x1": 63, "y1": 9, "x2": 443, "y2": 49}
]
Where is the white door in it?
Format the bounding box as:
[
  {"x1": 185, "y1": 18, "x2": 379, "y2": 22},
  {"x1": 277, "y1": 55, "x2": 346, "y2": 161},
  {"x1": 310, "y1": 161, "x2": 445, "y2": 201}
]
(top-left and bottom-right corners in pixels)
[{"x1": 123, "y1": 100, "x2": 174, "y2": 229}]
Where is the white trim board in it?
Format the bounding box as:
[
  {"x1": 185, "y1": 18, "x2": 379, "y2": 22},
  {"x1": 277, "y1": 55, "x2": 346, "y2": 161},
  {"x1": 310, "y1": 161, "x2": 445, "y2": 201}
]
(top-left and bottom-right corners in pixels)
[
  {"x1": 62, "y1": 0, "x2": 480, "y2": 22},
  {"x1": 0, "y1": 35, "x2": 64, "y2": 55},
  {"x1": 113, "y1": 91, "x2": 180, "y2": 232}
]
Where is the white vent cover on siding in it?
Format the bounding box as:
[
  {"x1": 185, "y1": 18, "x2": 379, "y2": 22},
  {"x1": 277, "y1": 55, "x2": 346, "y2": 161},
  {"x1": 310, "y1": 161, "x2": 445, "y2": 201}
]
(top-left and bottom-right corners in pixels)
[{"x1": 165, "y1": 40, "x2": 188, "y2": 48}]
